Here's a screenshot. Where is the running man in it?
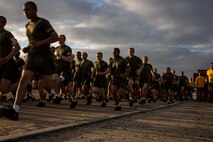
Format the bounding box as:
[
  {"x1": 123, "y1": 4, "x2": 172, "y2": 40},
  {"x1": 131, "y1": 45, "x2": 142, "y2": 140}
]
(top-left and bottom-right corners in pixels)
[
  {"x1": 109, "y1": 48, "x2": 130, "y2": 111},
  {"x1": 92, "y1": 52, "x2": 109, "y2": 107},
  {"x1": 125, "y1": 47, "x2": 142, "y2": 106},
  {"x1": 0, "y1": 16, "x2": 21, "y2": 116},
  {"x1": 137, "y1": 56, "x2": 154, "y2": 105},
  {"x1": 80, "y1": 52, "x2": 94, "y2": 105},
  {"x1": 2, "y1": 1, "x2": 59, "y2": 120},
  {"x1": 53, "y1": 35, "x2": 73, "y2": 106}
]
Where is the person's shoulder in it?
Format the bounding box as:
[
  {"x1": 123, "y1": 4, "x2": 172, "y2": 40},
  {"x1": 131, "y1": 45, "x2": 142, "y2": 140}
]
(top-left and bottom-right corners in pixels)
[
  {"x1": 103, "y1": 60, "x2": 108, "y2": 64},
  {"x1": 38, "y1": 17, "x2": 52, "y2": 26},
  {"x1": 65, "y1": 45, "x2": 72, "y2": 50},
  {"x1": 119, "y1": 56, "x2": 125, "y2": 60},
  {"x1": 135, "y1": 56, "x2": 141, "y2": 60},
  {"x1": 100, "y1": 60, "x2": 108, "y2": 65},
  {"x1": 144, "y1": 63, "x2": 152, "y2": 67},
  {"x1": 2, "y1": 29, "x2": 11, "y2": 34},
  {"x1": 1, "y1": 29, "x2": 13, "y2": 37},
  {"x1": 125, "y1": 56, "x2": 130, "y2": 60},
  {"x1": 55, "y1": 46, "x2": 60, "y2": 49},
  {"x1": 39, "y1": 17, "x2": 49, "y2": 23}
]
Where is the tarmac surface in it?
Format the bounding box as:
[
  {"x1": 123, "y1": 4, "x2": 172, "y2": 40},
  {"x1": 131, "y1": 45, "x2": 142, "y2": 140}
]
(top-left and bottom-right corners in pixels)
[{"x1": 0, "y1": 91, "x2": 212, "y2": 142}]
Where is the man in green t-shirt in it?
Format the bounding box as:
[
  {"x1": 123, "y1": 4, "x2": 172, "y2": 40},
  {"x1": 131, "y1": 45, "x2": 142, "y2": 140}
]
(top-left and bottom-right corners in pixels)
[
  {"x1": 92, "y1": 52, "x2": 109, "y2": 107},
  {"x1": 53, "y1": 35, "x2": 74, "y2": 106},
  {"x1": 0, "y1": 16, "x2": 21, "y2": 116},
  {"x1": 80, "y1": 52, "x2": 94, "y2": 105},
  {"x1": 178, "y1": 71, "x2": 189, "y2": 101},
  {"x1": 110, "y1": 48, "x2": 130, "y2": 111},
  {"x1": 137, "y1": 56, "x2": 154, "y2": 105},
  {"x1": 125, "y1": 47, "x2": 141, "y2": 107},
  {"x1": 73, "y1": 51, "x2": 82, "y2": 99},
  {"x1": 3, "y1": 1, "x2": 59, "y2": 120}
]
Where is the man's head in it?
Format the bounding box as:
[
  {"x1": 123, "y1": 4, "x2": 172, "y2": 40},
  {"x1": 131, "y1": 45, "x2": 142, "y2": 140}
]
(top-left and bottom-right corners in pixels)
[
  {"x1": 128, "y1": 47, "x2": 135, "y2": 57},
  {"x1": 0, "y1": 16, "x2": 7, "y2": 29},
  {"x1": 76, "y1": 51, "x2": 81, "y2": 60},
  {"x1": 210, "y1": 63, "x2": 213, "y2": 70},
  {"x1": 96, "y1": 52, "x2": 103, "y2": 61},
  {"x1": 23, "y1": 1, "x2": 37, "y2": 20},
  {"x1": 59, "y1": 34, "x2": 66, "y2": 45},
  {"x1": 0, "y1": 16, "x2": 6, "y2": 24},
  {"x1": 112, "y1": 47, "x2": 120, "y2": 58},
  {"x1": 180, "y1": 71, "x2": 184, "y2": 76},
  {"x1": 165, "y1": 67, "x2": 171, "y2": 73},
  {"x1": 142, "y1": 56, "x2": 148, "y2": 64},
  {"x1": 82, "y1": 52, "x2": 88, "y2": 60},
  {"x1": 172, "y1": 70, "x2": 176, "y2": 75}
]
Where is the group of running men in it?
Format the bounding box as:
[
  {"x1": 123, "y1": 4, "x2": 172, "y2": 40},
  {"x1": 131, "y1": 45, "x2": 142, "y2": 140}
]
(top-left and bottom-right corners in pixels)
[{"x1": 0, "y1": 1, "x2": 212, "y2": 121}]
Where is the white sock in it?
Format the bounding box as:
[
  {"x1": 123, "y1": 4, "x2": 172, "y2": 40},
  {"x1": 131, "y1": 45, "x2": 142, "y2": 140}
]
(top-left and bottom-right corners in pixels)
[
  {"x1": 51, "y1": 89, "x2": 56, "y2": 95},
  {"x1": 13, "y1": 105, "x2": 20, "y2": 113},
  {"x1": 40, "y1": 100, "x2": 45, "y2": 103},
  {"x1": 60, "y1": 76, "x2": 65, "y2": 81}
]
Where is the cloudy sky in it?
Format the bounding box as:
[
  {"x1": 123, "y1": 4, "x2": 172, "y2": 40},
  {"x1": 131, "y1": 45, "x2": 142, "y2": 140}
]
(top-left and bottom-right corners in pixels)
[{"x1": 1, "y1": 0, "x2": 212, "y2": 78}]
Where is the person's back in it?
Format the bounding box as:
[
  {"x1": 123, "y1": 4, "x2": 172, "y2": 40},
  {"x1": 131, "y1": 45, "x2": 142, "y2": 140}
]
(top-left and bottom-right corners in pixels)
[
  {"x1": 195, "y1": 74, "x2": 206, "y2": 89},
  {"x1": 195, "y1": 73, "x2": 206, "y2": 101}
]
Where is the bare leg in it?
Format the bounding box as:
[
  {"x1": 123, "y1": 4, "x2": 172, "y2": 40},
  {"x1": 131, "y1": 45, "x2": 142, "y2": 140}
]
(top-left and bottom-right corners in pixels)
[{"x1": 14, "y1": 70, "x2": 34, "y2": 106}]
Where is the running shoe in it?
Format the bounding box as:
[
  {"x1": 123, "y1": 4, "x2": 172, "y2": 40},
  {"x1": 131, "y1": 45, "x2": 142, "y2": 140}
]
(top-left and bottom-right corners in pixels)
[
  {"x1": 2, "y1": 107, "x2": 19, "y2": 121},
  {"x1": 36, "y1": 101, "x2": 45, "y2": 107},
  {"x1": 53, "y1": 96, "x2": 62, "y2": 104},
  {"x1": 114, "y1": 105, "x2": 122, "y2": 111},
  {"x1": 129, "y1": 99, "x2": 134, "y2": 107},
  {"x1": 100, "y1": 102, "x2": 107, "y2": 107},
  {"x1": 70, "y1": 101, "x2": 78, "y2": 108}
]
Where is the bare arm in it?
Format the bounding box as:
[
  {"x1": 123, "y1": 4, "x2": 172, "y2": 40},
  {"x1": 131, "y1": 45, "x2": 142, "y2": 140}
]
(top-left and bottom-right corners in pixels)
[
  {"x1": 6, "y1": 38, "x2": 21, "y2": 60},
  {"x1": 57, "y1": 53, "x2": 73, "y2": 62},
  {"x1": 0, "y1": 38, "x2": 21, "y2": 65},
  {"x1": 97, "y1": 68, "x2": 110, "y2": 76},
  {"x1": 136, "y1": 64, "x2": 144, "y2": 75}
]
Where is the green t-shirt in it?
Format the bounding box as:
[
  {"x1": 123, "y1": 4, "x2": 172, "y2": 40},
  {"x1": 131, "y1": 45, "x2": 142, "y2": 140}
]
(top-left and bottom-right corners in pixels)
[
  {"x1": 80, "y1": 59, "x2": 94, "y2": 79},
  {"x1": 163, "y1": 72, "x2": 174, "y2": 85},
  {"x1": 26, "y1": 17, "x2": 54, "y2": 54},
  {"x1": 125, "y1": 56, "x2": 142, "y2": 76},
  {"x1": 55, "y1": 45, "x2": 72, "y2": 68},
  {"x1": 94, "y1": 60, "x2": 109, "y2": 79},
  {"x1": 179, "y1": 75, "x2": 188, "y2": 86},
  {"x1": 140, "y1": 63, "x2": 153, "y2": 79},
  {"x1": 110, "y1": 56, "x2": 128, "y2": 79},
  {"x1": 0, "y1": 29, "x2": 14, "y2": 58}
]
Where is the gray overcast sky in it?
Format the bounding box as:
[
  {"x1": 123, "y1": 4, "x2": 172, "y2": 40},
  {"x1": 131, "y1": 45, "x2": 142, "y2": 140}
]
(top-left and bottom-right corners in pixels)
[{"x1": 1, "y1": 0, "x2": 212, "y2": 78}]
